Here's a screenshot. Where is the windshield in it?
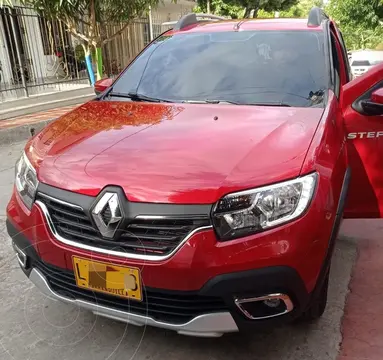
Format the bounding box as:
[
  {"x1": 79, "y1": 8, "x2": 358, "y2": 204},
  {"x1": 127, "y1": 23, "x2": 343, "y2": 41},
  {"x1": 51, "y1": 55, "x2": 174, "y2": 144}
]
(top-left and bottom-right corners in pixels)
[{"x1": 111, "y1": 30, "x2": 327, "y2": 107}]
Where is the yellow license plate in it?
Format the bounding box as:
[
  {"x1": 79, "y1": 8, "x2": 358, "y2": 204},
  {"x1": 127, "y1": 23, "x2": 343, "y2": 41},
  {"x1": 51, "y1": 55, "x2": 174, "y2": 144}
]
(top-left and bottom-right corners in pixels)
[{"x1": 72, "y1": 256, "x2": 142, "y2": 301}]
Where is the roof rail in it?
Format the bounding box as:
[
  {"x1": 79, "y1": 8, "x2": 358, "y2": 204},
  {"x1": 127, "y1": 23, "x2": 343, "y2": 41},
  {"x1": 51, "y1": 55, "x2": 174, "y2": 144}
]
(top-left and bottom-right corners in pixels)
[
  {"x1": 162, "y1": 13, "x2": 227, "y2": 30},
  {"x1": 307, "y1": 7, "x2": 329, "y2": 27},
  {"x1": 161, "y1": 20, "x2": 178, "y2": 26}
]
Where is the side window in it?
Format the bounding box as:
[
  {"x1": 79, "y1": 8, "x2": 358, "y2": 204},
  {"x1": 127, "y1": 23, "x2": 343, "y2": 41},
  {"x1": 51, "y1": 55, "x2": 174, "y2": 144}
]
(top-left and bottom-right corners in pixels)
[{"x1": 330, "y1": 33, "x2": 341, "y2": 97}]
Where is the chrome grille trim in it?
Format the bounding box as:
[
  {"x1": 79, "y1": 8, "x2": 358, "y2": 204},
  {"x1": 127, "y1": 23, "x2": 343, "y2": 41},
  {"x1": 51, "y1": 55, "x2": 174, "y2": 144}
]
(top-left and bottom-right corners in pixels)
[
  {"x1": 38, "y1": 192, "x2": 84, "y2": 210},
  {"x1": 36, "y1": 199, "x2": 213, "y2": 261}
]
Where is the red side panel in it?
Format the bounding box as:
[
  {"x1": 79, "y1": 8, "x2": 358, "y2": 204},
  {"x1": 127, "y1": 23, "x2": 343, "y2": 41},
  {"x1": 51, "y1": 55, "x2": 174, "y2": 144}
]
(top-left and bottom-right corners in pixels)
[{"x1": 342, "y1": 64, "x2": 383, "y2": 218}]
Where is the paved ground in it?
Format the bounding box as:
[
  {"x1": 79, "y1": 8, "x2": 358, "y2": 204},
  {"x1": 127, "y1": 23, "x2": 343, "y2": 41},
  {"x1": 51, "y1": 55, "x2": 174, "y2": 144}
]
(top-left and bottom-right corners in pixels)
[
  {"x1": 338, "y1": 220, "x2": 383, "y2": 360},
  {"x1": 0, "y1": 105, "x2": 78, "y2": 130},
  {"x1": 0, "y1": 141, "x2": 359, "y2": 360}
]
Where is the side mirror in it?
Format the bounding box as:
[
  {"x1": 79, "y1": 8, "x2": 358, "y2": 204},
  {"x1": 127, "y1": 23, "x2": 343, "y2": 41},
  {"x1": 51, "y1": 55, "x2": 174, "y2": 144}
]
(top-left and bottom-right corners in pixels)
[
  {"x1": 94, "y1": 78, "x2": 113, "y2": 95},
  {"x1": 361, "y1": 88, "x2": 383, "y2": 116},
  {"x1": 371, "y1": 88, "x2": 383, "y2": 104}
]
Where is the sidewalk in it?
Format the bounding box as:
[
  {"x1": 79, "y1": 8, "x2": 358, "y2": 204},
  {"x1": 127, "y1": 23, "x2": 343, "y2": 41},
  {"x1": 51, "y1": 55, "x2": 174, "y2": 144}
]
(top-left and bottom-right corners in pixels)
[
  {"x1": 338, "y1": 219, "x2": 383, "y2": 360},
  {"x1": 0, "y1": 104, "x2": 81, "y2": 145},
  {"x1": 0, "y1": 105, "x2": 78, "y2": 130}
]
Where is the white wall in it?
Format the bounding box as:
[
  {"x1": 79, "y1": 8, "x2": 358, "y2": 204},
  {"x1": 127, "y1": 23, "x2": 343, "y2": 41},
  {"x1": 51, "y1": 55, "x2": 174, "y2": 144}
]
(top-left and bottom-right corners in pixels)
[
  {"x1": 0, "y1": 15, "x2": 13, "y2": 86},
  {"x1": 20, "y1": 7, "x2": 47, "y2": 82},
  {"x1": 0, "y1": 3, "x2": 47, "y2": 85}
]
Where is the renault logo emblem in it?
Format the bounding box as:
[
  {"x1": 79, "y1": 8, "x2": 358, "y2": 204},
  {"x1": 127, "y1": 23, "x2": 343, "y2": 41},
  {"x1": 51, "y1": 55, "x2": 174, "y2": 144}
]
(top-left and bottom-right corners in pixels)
[{"x1": 92, "y1": 193, "x2": 122, "y2": 238}]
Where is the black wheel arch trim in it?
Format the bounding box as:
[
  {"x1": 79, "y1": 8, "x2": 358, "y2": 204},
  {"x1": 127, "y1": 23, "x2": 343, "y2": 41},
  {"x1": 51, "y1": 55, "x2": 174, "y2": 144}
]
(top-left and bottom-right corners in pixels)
[{"x1": 311, "y1": 166, "x2": 351, "y2": 300}]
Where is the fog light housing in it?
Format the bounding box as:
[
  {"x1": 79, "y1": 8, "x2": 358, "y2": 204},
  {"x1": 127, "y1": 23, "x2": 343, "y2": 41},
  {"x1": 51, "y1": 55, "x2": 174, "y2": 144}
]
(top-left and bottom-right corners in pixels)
[
  {"x1": 235, "y1": 293, "x2": 294, "y2": 320},
  {"x1": 263, "y1": 298, "x2": 281, "y2": 308}
]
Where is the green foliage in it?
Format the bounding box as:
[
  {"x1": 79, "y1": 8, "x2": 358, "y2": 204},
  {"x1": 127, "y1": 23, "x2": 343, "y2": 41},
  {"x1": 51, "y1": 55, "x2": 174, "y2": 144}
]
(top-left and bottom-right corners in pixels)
[
  {"x1": 194, "y1": 0, "x2": 244, "y2": 18},
  {"x1": 257, "y1": 0, "x2": 299, "y2": 14},
  {"x1": 258, "y1": 0, "x2": 323, "y2": 18},
  {"x1": 75, "y1": 44, "x2": 86, "y2": 61},
  {"x1": 15, "y1": 0, "x2": 164, "y2": 46},
  {"x1": 326, "y1": 0, "x2": 383, "y2": 29},
  {"x1": 338, "y1": 26, "x2": 383, "y2": 50},
  {"x1": 281, "y1": 0, "x2": 322, "y2": 17},
  {"x1": 195, "y1": 0, "x2": 299, "y2": 18},
  {"x1": 2, "y1": 0, "x2": 167, "y2": 80},
  {"x1": 326, "y1": 0, "x2": 383, "y2": 50}
]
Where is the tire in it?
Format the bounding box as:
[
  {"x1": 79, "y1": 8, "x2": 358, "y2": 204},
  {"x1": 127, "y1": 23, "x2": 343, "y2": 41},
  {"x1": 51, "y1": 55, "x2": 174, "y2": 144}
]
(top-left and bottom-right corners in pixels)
[{"x1": 296, "y1": 270, "x2": 329, "y2": 322}]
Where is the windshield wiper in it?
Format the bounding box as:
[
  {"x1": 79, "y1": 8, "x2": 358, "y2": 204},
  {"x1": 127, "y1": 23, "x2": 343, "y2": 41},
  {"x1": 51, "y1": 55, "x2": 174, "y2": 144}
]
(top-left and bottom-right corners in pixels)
[
  {"x1": 182, "y1": 99, "x2": 293, "y2": 107},
  {"x1": 249, "y1": 102, "x2": 291, "y2": 107},
  {"x1": 108, "y1": 91, "x2": 172, "y2": 103},
  {"x1": 182, "y1": 99, "x2": 241, "y2": 105}
]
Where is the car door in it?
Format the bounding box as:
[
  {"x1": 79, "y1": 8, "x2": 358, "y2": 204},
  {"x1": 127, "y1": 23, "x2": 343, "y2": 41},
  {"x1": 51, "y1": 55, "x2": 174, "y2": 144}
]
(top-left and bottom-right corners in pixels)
[{"x1": 341, "y1": 63, "x2": 383, "y2": 218}]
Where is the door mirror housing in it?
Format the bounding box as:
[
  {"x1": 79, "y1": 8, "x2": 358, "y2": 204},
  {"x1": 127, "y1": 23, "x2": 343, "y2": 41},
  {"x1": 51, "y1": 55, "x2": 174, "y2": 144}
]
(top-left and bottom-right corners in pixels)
[
  {"x1": 361, "y1": 87, "x2": 383, "y2": 116},
  {"x1": 94, "y1": 78, "x2": 113, "y2": 95},
  {"x1": 371, "y1": 88, "x2": 383, "y2": 104},
  {"x1": 343, "y1": 64, "x2": 383, "y2": 117}
]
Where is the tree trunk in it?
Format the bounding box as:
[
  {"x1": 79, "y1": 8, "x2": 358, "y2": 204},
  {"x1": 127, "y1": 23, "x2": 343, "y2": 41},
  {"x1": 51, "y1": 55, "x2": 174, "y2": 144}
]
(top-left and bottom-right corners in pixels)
[
  {"x1": 252, "y1": 7, "x2": 259, "y2": 18},
  {"x1": 89, "y1": 0, "x2": 100, "y2": 82},
  {"x1": 100, "y1": 22, "x2": 111, "y2": 77},
  {"x1": 244, "y1": 7, "x2": 252, "y2": 18},
  {"x1": 89, "y1": 0, "x2": 97, "y2": 41},
  {"x1": 103, "y1": 46, "x2": 112, "y2": 77},
  {"x1": 207, "y1": 0, "x2": 211, "y2": 13},
  {"x1": 95, "y1": 47, "x2": 103, "y2": 80}
]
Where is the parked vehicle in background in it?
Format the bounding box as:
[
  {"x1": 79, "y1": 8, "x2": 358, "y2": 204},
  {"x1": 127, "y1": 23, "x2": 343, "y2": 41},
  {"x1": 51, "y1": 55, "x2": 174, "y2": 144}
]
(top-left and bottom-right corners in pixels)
[
  {"x1": 6, "y1": 8, "x2": 383, "y2": 338},
  {"x1": 350, "y1": 50, "x2": 383, "y2": 77}
]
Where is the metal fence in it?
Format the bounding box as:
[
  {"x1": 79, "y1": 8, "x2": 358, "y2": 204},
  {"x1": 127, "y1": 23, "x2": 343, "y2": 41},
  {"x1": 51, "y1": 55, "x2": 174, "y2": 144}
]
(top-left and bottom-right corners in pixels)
[
  {"x1": 0, "y1": 5, "x2": 192, "y2": 103},
  {"x1": 100, "y1": 11, "x2": 189, "y2": 78},
  {"x1": 0, "y1": 6, "x2": 90, "y2": 103},
  {"x1": 101, "y1": 19, "x2": 150, "y2": 78}
]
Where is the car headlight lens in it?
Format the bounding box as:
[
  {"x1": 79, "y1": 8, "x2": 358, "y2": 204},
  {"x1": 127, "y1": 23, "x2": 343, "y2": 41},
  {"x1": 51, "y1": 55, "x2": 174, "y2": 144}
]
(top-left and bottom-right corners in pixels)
[
  {"x1": 15, "y1": 152, "x2": 39, "y2": 210},
  {"x1": 212, "y1": 173, "x2": 317, "y2": 241}
]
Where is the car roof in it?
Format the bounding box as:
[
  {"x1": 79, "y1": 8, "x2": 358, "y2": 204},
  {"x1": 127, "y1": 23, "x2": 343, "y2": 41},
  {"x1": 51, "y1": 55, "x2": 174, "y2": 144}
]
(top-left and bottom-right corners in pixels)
[{"x1": 166, "y1": 18, "x2": 324, "y2": 36}]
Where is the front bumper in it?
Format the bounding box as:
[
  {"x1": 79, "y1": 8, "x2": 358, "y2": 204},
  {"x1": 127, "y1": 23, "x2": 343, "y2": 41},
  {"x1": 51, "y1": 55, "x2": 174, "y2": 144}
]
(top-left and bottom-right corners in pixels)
[
  {"x1": 29, "y1": 268, "x2": 238, "y2": 337},
  {"x1": 8, "y1": 219, "x2": 310, "y2": 337},
  {"x1": 7, "y1": 182, "x2": 334, "y2": 293}
]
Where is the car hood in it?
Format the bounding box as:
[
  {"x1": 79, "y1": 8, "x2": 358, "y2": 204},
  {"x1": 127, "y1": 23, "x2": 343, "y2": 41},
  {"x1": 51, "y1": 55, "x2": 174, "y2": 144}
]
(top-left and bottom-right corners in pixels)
[{"x1": 29, "y1": 101, "x2": 323, "y2": 204}]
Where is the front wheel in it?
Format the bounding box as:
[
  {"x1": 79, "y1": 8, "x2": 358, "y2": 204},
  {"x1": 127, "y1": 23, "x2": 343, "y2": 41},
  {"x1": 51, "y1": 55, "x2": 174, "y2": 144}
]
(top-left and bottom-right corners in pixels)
[{"x1": 296, "y1": 270, "x2": 329, "y2": 322}]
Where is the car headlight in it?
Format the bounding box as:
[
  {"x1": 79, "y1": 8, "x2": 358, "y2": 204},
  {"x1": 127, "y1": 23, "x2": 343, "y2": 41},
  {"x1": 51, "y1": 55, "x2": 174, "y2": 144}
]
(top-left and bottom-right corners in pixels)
[
  {"x1": 212, "y1": 173, "x2": 317, "y2": 241},
  {"x1": 15, "y1": 152, "x2": 39, "y2": 210}
]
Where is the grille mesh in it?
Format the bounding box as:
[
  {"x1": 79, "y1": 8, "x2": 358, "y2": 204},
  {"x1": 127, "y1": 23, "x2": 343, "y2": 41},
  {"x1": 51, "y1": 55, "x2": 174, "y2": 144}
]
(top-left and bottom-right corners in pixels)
[
  {"x1": 35, "y1": 260, "x2": 227, "y2": 324},
  {"x1": 37, "y1": 194, "x2": 211, "y2": 256}
]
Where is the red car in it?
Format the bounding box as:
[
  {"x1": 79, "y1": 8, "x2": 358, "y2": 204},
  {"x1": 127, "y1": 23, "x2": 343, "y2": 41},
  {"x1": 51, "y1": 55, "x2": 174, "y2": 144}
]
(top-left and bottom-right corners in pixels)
[{"x1": 7, "y1": 9, "x2": 383, "y2": 337}]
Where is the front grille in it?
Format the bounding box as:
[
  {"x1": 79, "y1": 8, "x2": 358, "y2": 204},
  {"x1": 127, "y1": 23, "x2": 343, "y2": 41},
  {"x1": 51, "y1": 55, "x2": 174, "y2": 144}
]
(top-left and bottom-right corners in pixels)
[
  {"x1": 35, "y1": 260, "x2": 228, "y2": 324},
  {"x1": 37, "y1": 194, "x2": 211, "y2": 256}
]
